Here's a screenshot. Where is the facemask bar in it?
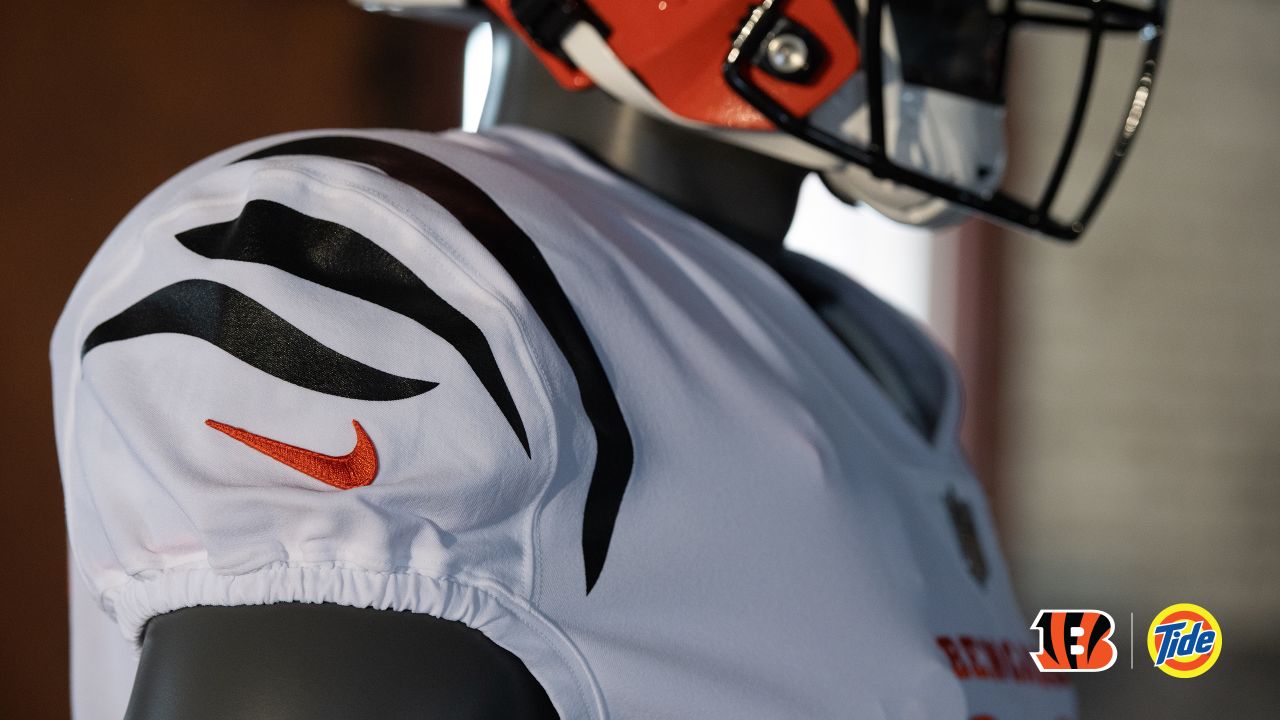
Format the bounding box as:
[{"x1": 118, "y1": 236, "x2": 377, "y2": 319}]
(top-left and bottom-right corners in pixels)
[{"x1": 725, "y1": 0, "x2": 1168, "y2": 240}]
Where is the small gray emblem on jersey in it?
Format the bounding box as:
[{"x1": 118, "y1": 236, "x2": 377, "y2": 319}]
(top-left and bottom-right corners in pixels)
[{"x1": 946, "y1": 489, "x2": 988, "y2": 586}]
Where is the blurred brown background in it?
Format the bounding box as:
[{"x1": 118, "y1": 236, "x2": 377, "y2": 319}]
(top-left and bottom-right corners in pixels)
[
  {"x1": 3, "y1": 1, "x2": 1278, "y2": 718},
  {"x1": 0, "y1": 2, "x2": 463, "y2": 716}
]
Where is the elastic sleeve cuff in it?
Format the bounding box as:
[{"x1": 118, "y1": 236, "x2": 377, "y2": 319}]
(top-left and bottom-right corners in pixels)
[{"x1": 103, "y1": 562, "x2": 605, "y2": 720}]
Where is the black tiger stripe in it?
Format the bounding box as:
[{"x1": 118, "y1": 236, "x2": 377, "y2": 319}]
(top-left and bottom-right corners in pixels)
[
  {"x1": 176, "y1": 199, "x2": 529, "y2": 456},
  {"x1": 1086, "y1": 612, "x2": 1112, "y2": 662},
  {"x1": 1065, "y1": 611, "x2": 1084, "y2": 670},
  {"x1": 237, "y1": 136, "x2": 635, "y2": 594},
  {"x1": 82, "y1": 279, "x2": 437, "y2": 401}
]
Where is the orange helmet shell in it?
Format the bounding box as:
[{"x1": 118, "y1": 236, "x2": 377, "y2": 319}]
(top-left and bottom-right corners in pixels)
[{"x1": 483, "y1": 0, "x2": 860, "y2": 130}]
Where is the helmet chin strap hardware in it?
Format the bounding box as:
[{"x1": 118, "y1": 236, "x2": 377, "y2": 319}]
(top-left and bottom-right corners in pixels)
[
  {"x1": 756, "y1": 18, "x2": 826, "y2": 84},
  {"x1": 511, "y1": 0, "x2": 609, "y2": 65}
]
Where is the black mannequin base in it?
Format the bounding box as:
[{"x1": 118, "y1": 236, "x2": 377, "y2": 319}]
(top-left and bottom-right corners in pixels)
[{"x1": 124, "y1": 603, "x2": 558, "y2": 720}]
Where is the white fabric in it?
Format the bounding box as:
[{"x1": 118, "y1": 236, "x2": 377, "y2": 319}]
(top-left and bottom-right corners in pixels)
[{"x1": 54, "y1": 127, "x2": 1073, "y2": 719}]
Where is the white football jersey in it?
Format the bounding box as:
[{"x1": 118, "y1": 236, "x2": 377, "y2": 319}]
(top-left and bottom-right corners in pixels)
[{"x1": 53, "y1": 127, "x2": 1074, "y2": 720}]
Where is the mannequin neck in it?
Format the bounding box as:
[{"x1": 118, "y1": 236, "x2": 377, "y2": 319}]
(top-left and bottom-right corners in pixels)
[{"x1": 482, "y1": 30, "x2": 808, "y2": 265}]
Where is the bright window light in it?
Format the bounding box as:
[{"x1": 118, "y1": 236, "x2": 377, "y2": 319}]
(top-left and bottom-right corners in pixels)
[
  {"x1": 462, "y1": 22, "x2": 494, "y2": 132},
  {"x1": 785, "y1": 174, "x2": 938, "y2": 329}
]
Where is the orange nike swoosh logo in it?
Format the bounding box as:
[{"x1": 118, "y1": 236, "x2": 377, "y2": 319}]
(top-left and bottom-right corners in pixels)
[{"x1": 205, "y1": 418, "x2": 378, "y2": 490}]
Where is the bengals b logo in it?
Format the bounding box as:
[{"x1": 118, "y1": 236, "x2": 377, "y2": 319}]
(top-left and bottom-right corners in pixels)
[{"x1": 1030, "y1": 610, "x2": 1118, "y2": 672}]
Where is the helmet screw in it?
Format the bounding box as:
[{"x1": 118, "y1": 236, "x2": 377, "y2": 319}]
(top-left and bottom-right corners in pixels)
[{"x1": 766, "y1": 33, "x2": 810, "y2": 75}]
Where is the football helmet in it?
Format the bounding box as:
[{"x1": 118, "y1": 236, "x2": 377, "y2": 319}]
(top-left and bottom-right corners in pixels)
[{"x1": 360, "y1": 0, "x2": 1168, "y2": 239}]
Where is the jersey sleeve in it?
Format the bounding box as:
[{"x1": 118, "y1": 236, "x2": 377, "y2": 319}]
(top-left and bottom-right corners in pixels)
[{"x1": 51, "y1": 132, "x2": 573, "y2": 655}]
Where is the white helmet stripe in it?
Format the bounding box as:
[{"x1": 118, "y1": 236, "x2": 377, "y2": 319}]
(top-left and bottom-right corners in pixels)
[{"x1": 560, "y1": 21, "x2": 843, "y2": 171}]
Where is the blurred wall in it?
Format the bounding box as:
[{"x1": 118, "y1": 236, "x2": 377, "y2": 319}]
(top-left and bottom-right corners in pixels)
[
  {"x1": 999, "y1": 1, "x2": 1280, "y2": 717},
  {"x1": 0, "y1": 2, "x2": 463, "y2": 716}
]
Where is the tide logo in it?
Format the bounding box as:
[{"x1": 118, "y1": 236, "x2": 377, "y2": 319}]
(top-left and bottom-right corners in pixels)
[
  {"x1": 1149, "y1": 603, "x2": 1222, "y2": 678},
  {"x1": 1029, "y1": 610, "x2": 1117, "y2": 672}
]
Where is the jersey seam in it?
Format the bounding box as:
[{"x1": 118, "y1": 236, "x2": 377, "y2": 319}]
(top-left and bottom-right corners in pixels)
[
  {"x1": 71, "y1": 371, "x2": 204, "y2": 603},
  {"x1": 75, "y1": 154, "x2": 563, "y2": 609},
  {"x1": 245, "y1": 162, "x2": 563, "y2": 607},
  {"x1": 67, "y1": 139, "x2": 599, "y2": 713},
  {"x1": 147, "y1": 160, "x2": 564, "y2": 609},
  {"x1": 414, "y1": 138, "x2": 565, "y2": 608}
]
